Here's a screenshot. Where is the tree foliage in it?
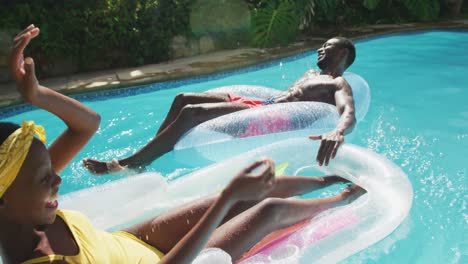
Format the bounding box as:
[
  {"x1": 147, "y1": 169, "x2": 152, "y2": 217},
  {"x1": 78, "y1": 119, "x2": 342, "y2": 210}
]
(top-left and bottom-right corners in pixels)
[
  {"x1": 251, "y1": 0, "x2": 300, "y2": 47},
  {"x1": 249, "y1": 0, "x2": 449, "y2": 48},
  {"x1": 0, "y1": 0, "x2": 458, "y2": 78},
  {"x1": 0, "y1": 0, "x2": 193, "y2": 76},
  {"x1": 360, "y1": 0, "x2": 440, "y2": 20}
]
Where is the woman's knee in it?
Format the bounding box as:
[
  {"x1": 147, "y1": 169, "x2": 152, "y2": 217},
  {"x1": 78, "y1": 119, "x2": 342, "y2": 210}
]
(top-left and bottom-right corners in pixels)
[{"x1": 257, "y1": 198, "x2": 288, "y2": 223}]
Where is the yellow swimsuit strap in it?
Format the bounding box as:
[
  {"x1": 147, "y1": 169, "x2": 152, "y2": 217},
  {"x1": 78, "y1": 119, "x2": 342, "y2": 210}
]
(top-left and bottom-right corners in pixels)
[{"x1": 22, "y1": 255, "x2": 65, "y2": 264}]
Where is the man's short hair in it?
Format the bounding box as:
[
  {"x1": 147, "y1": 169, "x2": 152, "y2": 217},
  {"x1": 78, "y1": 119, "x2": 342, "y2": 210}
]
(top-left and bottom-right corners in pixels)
[{"x1": 333, "y1": 37, "x2": 356, "y2": 68}]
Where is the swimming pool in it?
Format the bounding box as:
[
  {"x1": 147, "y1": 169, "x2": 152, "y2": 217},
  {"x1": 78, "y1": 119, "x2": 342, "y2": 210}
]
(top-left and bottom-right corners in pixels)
[{"x1": 1, "y1": 30, "x2": 467, "y2": 263}]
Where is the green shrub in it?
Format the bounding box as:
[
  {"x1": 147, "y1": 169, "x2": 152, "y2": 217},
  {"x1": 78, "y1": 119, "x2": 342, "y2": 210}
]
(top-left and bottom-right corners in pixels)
[
  {"x1": 361, "y1": 0, "x2": 440, "y2": 21},
  {"x1": 0, "y1": 0, "x2": 454, "y2": 78},
  {"x1": 0, "y1": 0, "x2": 193, "y2": 77}
]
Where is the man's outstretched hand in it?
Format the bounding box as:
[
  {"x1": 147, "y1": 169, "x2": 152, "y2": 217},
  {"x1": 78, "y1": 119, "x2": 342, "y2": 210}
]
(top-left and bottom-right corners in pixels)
[{"x1": 309, "y1": 130, "x2": 344, "y2": 166}]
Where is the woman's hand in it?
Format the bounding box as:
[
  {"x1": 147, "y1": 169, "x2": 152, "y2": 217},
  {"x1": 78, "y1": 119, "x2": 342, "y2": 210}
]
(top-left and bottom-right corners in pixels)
[
  {"x1": 160, "y1": 159, "x2": 276, "y2": 264},
  {"x1": 8, "y1": 25, "x2": 101, "y2": 173},
  {"x1": 224, "y1": 159, "x2": 276, "y2": 202},
  {"x1": 9, "y1": 24, "x2": 42, "y2": 103}
]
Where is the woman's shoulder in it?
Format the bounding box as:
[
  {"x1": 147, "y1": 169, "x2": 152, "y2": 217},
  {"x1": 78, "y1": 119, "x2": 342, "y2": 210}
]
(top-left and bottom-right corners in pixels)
[
  {"x1": 57, "y1": 209, "x2": 85, "y2": 218},
  {"x1": 56, "y1": 209, "x2": 92, "y2": 227}
]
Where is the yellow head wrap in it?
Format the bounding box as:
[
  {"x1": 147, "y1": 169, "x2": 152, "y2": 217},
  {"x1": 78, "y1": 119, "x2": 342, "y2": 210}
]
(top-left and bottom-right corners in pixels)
[{"x1": 0, "y1": 121, "x2": 46, "y2": 197}]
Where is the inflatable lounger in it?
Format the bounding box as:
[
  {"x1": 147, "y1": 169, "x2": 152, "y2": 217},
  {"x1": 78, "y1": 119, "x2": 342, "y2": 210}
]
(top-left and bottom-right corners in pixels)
[
  {"x1": 60, "y1": 139, "x2": 413, "y2": 263},
  {"x1": 173, "y1": 72, "x2": 370, "y2": 164}
]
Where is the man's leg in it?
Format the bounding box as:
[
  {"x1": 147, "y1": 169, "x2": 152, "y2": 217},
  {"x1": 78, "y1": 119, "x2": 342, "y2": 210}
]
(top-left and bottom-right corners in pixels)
[
  {"x1": 157, "y1": 92, "x2": 230, "y2": 135},
  {"x1": 83, "y1": 102, "x2": 249, "y2": 174},
  {"x1": 121, "y1": 175, "x2": 350, "y2": 254}
]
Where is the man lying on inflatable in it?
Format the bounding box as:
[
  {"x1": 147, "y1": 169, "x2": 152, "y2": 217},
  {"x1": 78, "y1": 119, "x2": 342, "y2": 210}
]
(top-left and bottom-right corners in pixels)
[{"x1": 83, "y1": 37, "x2": 357, "y2": 174}]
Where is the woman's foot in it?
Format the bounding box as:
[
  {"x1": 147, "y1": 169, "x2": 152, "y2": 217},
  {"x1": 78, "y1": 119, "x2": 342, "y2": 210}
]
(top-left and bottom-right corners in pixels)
[
  {"x1": 340, "y1": 185, "x2": 366, "y2": 203},
  {"x1": 82, "y1": 158, "x2": 126, "y2": 175},
  {"x1": 320, "y1": 175, "x2": 351, "y2": 184}
]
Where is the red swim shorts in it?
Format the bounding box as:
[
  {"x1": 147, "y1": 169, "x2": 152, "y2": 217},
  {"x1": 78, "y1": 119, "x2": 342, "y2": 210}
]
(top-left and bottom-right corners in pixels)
[{"x1": 228, "y1": 94, "x2": 265, "y2": 108}]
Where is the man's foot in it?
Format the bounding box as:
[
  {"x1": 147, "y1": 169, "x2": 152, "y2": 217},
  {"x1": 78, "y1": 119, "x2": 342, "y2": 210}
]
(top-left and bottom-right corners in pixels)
[{"x1": 82, "y1": 158, "x2": 126, "y2": 175}]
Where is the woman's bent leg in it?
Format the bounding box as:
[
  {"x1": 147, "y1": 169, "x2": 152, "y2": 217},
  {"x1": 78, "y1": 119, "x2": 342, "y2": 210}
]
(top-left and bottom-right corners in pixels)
[
  {"x1": 206, "y1": 186, "x2": 365, "y2": 261},
  {"x1": 122, "y1": 175, "x2": 349, "y2": 253}
]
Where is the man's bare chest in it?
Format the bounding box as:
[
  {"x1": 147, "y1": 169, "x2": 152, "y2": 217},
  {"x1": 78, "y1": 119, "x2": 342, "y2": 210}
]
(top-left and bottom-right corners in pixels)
[{"x1": 287, "y1": 82, "x2": 336, "y2": 104}]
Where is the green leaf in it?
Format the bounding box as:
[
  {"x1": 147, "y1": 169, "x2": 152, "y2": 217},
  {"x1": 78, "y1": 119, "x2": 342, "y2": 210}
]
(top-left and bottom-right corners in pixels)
[
  {"x1": 251, "y1": 0, "x2": 300, "y2": 47},
  {"x1": 363, "y1": 0, "x2": 381, "y2": 10},
  {"x1": 401, "y1": 0, "x2": 440, "y2": 21}
]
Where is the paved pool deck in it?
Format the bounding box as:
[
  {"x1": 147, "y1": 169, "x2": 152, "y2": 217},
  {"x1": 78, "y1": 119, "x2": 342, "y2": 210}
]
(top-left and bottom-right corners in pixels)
[{"x1": 1, "y1": 19, "x2": 467, "y2": 108}]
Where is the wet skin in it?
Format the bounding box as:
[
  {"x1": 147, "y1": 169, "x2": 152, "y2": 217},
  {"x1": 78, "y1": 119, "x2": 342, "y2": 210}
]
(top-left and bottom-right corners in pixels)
[
  {"x1": 1, "y1": 142, "x2": 365, "y2": 263},
  {"x1": 83, "y1": 38, "x2": 356, "y2": 174},
  {"x1": 0, "y1": 140, "x2": 78, "y2": 263}
]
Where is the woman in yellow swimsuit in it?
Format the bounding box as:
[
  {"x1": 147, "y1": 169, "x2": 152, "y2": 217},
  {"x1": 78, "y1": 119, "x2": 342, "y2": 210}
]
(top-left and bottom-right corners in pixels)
[{"x1": 0, "y1": 25, "x2": 363, "y2": 264}]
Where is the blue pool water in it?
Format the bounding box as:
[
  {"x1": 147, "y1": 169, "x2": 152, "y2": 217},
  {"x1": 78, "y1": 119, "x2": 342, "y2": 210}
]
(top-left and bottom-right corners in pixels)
[{"x1": 1, "y1": 30, "x2": 467, "y2": 263}]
